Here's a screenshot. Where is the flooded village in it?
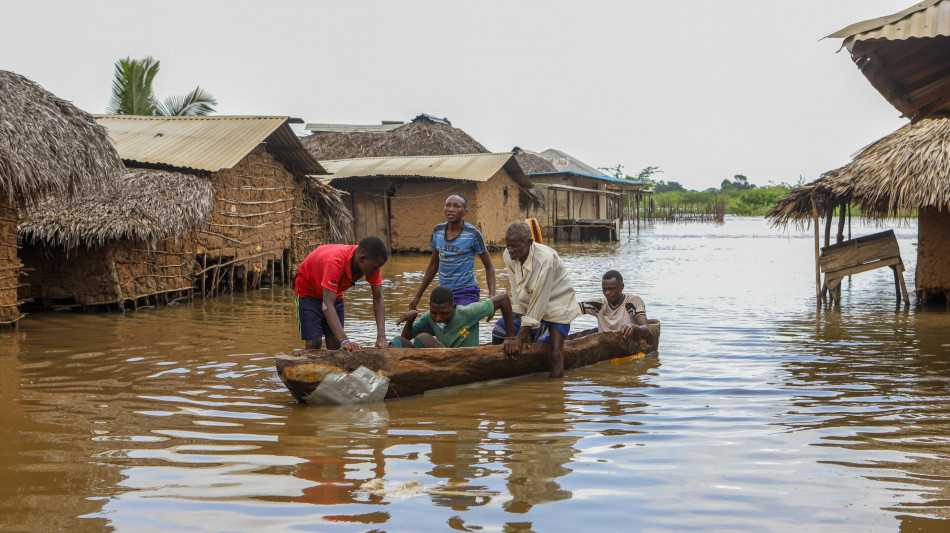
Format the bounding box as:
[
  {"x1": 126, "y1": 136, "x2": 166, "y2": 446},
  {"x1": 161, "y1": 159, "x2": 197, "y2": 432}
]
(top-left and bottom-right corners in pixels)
[{"x1": 3, "y1": 1, "x2": 950, "y2": 532}]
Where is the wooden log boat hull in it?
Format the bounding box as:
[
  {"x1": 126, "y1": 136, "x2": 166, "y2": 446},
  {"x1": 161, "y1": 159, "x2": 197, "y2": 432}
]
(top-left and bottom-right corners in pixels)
[{"x1": 275, "y1": 320, "x2": 660, "y2": 404}]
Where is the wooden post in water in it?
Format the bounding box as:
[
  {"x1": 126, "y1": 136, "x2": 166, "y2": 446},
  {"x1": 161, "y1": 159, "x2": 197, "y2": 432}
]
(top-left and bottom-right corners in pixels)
[
  {"x1": 812, "y1": 194, "x2": 822, "y2": 304},
  {"x1": 636, "y1": 192, "x2": 641, "y2": 234},
  {"x1": 823, "y1": 209, "x2": 832, "y2": 249},
  {"x1": 834, "y1": 200, "x2": 846, "y2": 302},
  {"x1": 836, "y1": 201, "x2": 846, "y2": 244}
]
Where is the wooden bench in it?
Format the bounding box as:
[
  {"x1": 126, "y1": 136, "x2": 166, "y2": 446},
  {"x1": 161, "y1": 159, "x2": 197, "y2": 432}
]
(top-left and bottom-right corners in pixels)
[{"x1": 819, "y1": 229, "x2": 909, "y2": 305}]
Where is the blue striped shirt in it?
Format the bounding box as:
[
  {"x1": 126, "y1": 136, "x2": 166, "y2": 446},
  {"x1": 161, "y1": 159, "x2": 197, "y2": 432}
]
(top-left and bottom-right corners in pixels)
[{"x1": 429, "y1": 222, "x2": 486, "y2": 289}]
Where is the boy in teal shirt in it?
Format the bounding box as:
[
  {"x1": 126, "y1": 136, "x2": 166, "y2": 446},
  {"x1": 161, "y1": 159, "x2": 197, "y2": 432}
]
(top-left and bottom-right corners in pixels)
[{"x1": 392, "y1": 287, "x2": 519, "y2": 356}]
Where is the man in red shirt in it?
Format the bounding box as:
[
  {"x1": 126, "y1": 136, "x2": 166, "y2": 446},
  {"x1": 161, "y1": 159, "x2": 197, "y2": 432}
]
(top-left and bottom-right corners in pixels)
[{"x1": 294, "y1": 236, "x2": 389, "y2": 351}]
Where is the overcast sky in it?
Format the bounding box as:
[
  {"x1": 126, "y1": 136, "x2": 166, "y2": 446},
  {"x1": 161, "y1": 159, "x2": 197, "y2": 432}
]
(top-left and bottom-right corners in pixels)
[{"x1": 4, "y1": 1, "x2": 911, "y2": 190}]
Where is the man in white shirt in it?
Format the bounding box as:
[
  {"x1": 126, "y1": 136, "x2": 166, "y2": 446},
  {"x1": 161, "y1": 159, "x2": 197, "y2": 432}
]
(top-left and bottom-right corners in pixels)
[
  {"x1": 492, "y1": 221, "x2": 582, "y2": 378},
  {"x1": 579, "y1": 270, "x2": 655, "y2": 345}
]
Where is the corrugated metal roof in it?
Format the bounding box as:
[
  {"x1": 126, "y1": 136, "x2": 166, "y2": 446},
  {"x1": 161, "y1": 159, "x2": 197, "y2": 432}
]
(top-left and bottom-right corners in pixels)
[
  {"x1": 95, "y1": 115, "x2": 326, "y2": 174},
  {"x1": 539, "y1": 149, "x2": 612, "y2": 178},
  {"x1": 531, "y1": 171, "x2": 645, "y2": 190},
  {"x1": 828, "y1": 0, "x2": 950, "y2": 43},
  {"x1": 321, "y1": 153, "x2": 531, "y2": 187},
  {"x1": 305, "y1": 122, "x2": 405, "y2": 133}
]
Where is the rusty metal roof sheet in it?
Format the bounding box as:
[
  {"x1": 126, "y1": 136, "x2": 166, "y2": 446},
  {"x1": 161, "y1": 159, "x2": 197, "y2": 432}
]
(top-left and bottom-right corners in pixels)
[
  {"x1": 95, "y1": 115, "x2": 326, "y2": 175},
  {"x1": 320, "y1": 153, "x2": 532, "y2": 188},
  {"x1": 828, "y1": 0, "x2": 950, "y2": 43},
  {"x1": 826, "y1": 0, "x2": 950, "y2": 119}
]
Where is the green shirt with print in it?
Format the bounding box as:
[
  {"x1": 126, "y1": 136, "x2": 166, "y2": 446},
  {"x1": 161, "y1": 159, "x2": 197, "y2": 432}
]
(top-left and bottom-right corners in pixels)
[{"x1": 412, "y1": 298, "x2": 496, "y2": 347}]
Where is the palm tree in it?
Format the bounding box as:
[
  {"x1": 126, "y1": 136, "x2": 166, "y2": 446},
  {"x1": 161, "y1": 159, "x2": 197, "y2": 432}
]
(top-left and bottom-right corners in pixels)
[{"x1": 107, "y1": 56, "x2": 217, "y2": 116}]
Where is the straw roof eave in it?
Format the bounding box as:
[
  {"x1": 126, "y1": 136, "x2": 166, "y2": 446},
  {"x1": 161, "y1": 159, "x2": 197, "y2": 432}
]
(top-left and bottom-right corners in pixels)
[
  {"x1": 302, "y1": 177, "x2": 354, "y2": 244},
  {"x1": 19, "y1": 168, "x2": 214, "y2": 249},
  {"x1": 0, "y1": 70, "x2": 122, "y2": 205},
  {"x1": 769, "y1": 117, "x2": 950, "y2": 226}
]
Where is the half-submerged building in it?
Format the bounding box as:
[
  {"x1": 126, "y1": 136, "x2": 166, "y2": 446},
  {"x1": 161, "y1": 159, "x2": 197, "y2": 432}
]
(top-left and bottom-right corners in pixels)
[
  {"x1": 320, "y1": 152, "x2": 537, "y2": 252},
  {"x1": 0, "y1": 70, "x2": 122, "y2": 324},
  {"x1": 517, "y1": 148, "x2": 646, "y2": 242},
  {"x1": 769, "y1": 0, "x2": 950, "y2": 306},
  {"x1": 93, "y1": 115, "x2": 349, "y2": 296}
]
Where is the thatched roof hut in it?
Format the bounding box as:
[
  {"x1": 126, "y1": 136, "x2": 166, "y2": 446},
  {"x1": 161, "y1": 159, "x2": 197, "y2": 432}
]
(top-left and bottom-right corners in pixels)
[
  {"x1": 18, "y1": 169, "x2": 213, "y2": 310},
  {"x1": 0, "y1": 70, "x2": 123, "y2": 326},
  {"x1": 767, "y1": 117, "x2": 950, "y2": 302},
  {"x1": 20, "y1": 168, "x2": 214, "y2": 249},
  {"x1": 768, "y1": 118, "x2": 950, "y2": 223},
  {"x1": 0, "y1": 71, "x2": 122, "y2": 203},
  {"x1": 827, "y1": 0, "x2": 950, "y2": 120},
  {"x1": 94, "y1": 115, "x2": 348, "y2": 297},
  {"x1": 512, "y1": 147, "x2": 558, "y2": 174},
  {"x1": 301, "y1": 114, "x2": 489, "y2": 160}
]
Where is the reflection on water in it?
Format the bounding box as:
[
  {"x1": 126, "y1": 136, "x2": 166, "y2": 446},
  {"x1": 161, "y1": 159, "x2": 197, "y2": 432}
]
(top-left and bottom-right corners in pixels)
[{"x1": 1, "y1": 217, "x2": 950, "y2": 531}]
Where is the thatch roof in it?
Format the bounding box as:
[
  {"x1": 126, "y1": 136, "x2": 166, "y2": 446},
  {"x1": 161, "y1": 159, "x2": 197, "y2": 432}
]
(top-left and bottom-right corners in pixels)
[
  {"x1": 512, "y1": 147, "x2": 558, "y2": 174},
  {"x1": 768, "y1": 117, "x2": 950, "y2": 225},
  {"x1": 20, "y1": 168, "x2": 214, "y2": 249},
  {"x1": 304, "y1": 178, "x2": 354, "y2": 243},
  {"x1": 0, "y1": 70, "x2": 122, "y2": 205},
  {"x1": 300, "y1": 114, "x2": 489, "y2": 160}
]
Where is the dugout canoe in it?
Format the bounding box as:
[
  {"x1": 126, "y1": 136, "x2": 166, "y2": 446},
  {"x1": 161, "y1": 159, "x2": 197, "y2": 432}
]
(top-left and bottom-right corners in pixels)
[{"x1": 275, "y1": 320, "x2": 660, "y2": 404}]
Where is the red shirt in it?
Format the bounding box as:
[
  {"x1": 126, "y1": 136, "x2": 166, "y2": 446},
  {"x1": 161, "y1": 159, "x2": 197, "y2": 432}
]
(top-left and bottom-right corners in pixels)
[{"x1": 294, "y1": 244, "x2": 383, "y2": 299}]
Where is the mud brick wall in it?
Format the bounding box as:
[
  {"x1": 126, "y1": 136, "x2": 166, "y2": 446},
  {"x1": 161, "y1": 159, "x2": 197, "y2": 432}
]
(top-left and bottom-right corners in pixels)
[
  {"x1": 916, "y1": 207, "x2": 950, "y2": 293},
  {"x1": 291, "y1": 180, "x2": 331, "y2": 272},
  {"x1": 195, "y1": 145, "x2": 294, "y2": 271},
  {"x1": 389, "y1": 181, "x2": 479, "y2": 252},
  {"x1": 469, "y1": 170, "x2": 524, "y2": 249},
  {"x1": 19, "y1": 237, "x2": 196, "y2": 308},
  {"x1": 0, "y1": 194, "x2": 22, "y2": 324},
  {"x1": 22, "y1": 238, "x2": 196, "y2": 308}
]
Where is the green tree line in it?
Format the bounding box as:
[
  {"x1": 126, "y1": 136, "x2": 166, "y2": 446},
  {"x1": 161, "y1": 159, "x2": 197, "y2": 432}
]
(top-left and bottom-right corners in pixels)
[{"x1": 601, "y1": 165, "x2": 799, "y2": 217}]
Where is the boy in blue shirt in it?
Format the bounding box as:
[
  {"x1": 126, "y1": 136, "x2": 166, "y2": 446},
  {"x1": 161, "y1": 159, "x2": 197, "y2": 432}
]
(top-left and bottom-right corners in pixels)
[{"x1": 409, "y1": 194, "x2": 496, "y2": 309}]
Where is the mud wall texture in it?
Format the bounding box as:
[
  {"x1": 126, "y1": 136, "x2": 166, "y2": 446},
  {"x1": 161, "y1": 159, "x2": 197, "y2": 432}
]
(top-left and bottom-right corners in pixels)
[
  {"x1": 0, "y1": 194, "x2": 22, "y2": 324},
  {"x1": 195, "y1": 145, "x2": 294, "y2": 271},
  {"x1": 916, "y1": 207, "x2": 950, "y2": 293},
  {"x1": 470, "y1": 170, "x2": 523, "y2": 249},
  {"x1": 19, "y1": 238, "x2": 197, "y2": 308},
  {"x1": 389, "y1": 181, "x2": 478, "y2": 252},
  {"x1": 291, "y1": 180, "x2": 332, "y2": 272}
]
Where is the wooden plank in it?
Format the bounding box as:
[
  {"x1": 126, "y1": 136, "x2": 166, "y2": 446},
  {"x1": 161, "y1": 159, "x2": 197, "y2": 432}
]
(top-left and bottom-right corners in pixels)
[
  {"x1": 824, "y1": 256, "x2": 902, "y2": 279},
  {"x1": 819, "y1": 234, "x2": 901, "y2": 272}
]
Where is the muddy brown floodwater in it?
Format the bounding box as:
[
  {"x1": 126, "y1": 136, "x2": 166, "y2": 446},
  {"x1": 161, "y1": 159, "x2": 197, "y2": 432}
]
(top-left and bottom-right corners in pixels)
[{"x1": 2, "y1": 217, "x2": 950, "y2": 532}]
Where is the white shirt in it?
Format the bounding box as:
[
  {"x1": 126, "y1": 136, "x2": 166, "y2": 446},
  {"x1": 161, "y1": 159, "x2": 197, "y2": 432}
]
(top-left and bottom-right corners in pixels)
[
  {"x1": 503, "y1": 242, "x2": 582, "y2": 329},
  {"x1": 579, "y1": 294, "x2": 646, "y2": 332}
]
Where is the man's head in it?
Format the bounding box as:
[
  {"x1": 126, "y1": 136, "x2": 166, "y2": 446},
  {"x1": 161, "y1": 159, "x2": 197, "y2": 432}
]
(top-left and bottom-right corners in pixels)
[
  {"x1": 505, "y1": 221, "x2": 533, "y2": 263},
  {"x1": 354, "y1": 236, "x2": 389, "y2": 277},
  {"x1": 601, "y1": 270, "x2": 625, "y2": 305},
  {"x1": 445, "y1": 194, "x2": 468, "y2": 223},
  {"x1": 428, "y1": 286, "x2": 456, "y2": 324}
]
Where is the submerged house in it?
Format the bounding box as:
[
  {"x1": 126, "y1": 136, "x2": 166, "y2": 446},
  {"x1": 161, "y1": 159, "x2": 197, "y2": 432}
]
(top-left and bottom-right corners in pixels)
[
  {"x1": 320, "y1": 153, "x2": 536, "y2": 252},
  {"x1": 19, "y1": 169, "x2": 213, "y2": 309},
  {"x1": 302, "y1": 113, "x2": 541, "y2": 251},
  {"x1": 0, "y1": 70, "x2": 122, "y2": 325},
  {"x1": 768, "y1": 118, "x2": 950, "y2": 305},
  {"x1": 517, "y1": 148, "x2": 646, "y2": 241},
  {"x1": 92, "y1": 115, "x2": 349, "y2": 297},
  {"x1": 769, "y1": 0, "x2": 950, "y2": 305}
]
